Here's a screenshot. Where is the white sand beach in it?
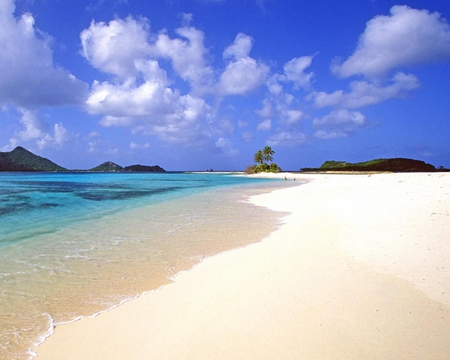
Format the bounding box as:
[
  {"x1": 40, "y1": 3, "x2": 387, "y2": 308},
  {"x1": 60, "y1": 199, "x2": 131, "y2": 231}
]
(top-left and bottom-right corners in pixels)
[{"x1": 35, "y1": 173, "x2": 450, "y2": 359}]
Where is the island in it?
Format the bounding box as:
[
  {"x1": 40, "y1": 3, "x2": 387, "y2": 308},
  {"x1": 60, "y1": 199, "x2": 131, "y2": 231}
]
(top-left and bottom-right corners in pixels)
[
  {"x1": 300, "y1": 158, "x2": 446, "y2": 173},
  {"x1": 0, "y1": 147, "x2": 166, "y2": 172}
]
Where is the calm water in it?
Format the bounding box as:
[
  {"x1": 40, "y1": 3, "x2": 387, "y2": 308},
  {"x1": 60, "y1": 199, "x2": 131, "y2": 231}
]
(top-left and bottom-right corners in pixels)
[{"x1": 0, "y1": 172, "x2": 287, "y2": 359}]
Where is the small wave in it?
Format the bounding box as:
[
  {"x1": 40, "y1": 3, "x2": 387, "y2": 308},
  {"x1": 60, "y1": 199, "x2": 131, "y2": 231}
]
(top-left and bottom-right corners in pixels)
[{"x1": 28, "y1": 313, "x2": 55, "y2": 360}]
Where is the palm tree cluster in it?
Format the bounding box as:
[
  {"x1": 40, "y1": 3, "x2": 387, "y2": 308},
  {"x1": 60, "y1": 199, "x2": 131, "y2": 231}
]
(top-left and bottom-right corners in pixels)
[{"x1": 248, "y1": 146, "x2": 281, "y2": 173}]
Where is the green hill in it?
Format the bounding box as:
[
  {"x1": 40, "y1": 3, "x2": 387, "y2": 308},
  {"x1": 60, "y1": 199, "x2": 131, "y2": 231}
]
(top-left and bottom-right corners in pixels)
[
  {"x1": 89, "y1": 162, "x2": 166, "y2": 172},
  {"x1": 89, "y1": 161, "x2": 124, "y2": 172},
  {"x1": 123, "y1": 164, "x2": 165, "y2": 172},
  {"x1": 0, "y1": 147, "x2": 167, "y2": 172},
  {"x1": 301, "y1": 158, "x2": 440, "y2": 173},
  {"x1": 0, "y1": 147, "x2": 67, "y2": 172}
]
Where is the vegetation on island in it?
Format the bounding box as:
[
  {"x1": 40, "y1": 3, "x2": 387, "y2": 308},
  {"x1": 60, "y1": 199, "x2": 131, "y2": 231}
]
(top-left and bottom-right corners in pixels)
[
  {"x1": 0, "y1": 147, "x2": 166, "y2": 172},
  {"x1": 300, "y1": 158, "x2": 445, "y2": 173},
  {"x1": 122, "y1": 164, "x2": 165, "y2": 172},
  {"x1": 89, "y1": 161, "x2": 123, "y2": 172},
  {"x1": 0, "y1": 146, "x2": 67, "y2": 172},
  {"x1": 245, "y1": 146, "x2": 281, "y2": 174},
  {"x1": 89, "y1": 162, "x2": 165, "y2": 172}
]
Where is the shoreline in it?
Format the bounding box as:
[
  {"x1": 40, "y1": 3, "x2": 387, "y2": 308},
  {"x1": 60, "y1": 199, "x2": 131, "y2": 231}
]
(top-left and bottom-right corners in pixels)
[{"x1": 35, "y1": 172, "x2": 450, "y2": 359}]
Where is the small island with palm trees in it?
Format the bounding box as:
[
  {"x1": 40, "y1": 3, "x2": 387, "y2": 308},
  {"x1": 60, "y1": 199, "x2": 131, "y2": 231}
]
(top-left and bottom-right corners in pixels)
[{"x1": 245, "y1": 146, "x2": 281, "y2": 174}]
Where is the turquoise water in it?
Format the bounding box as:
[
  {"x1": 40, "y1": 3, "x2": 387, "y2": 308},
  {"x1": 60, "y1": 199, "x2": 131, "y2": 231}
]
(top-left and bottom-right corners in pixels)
[
  {"x1": 0, "y1": 172, "x2": 267, "y2": 247},
  {"x1": 0, "y1": 172, "x2": 285, "y2": 360}
]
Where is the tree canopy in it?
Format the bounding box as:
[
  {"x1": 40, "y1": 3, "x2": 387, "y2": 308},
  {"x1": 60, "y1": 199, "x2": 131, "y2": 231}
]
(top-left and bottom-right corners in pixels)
[{"x1": 246, "y1": 146, "x2": 281, "y2": 173}]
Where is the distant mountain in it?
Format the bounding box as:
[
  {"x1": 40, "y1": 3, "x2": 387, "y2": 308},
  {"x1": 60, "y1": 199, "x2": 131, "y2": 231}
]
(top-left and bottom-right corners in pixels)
[
  {"x1": 89, "y1": 162, "x2": 166, "y2": 172},
  {"x1": 123, "y1": 164, "x2": 165, "y2": 172},
  {"x1": 0, "y1": 147, "x2": 67, "y2": 172},
  {"x1": 89, "y1": 161, "x2": 124, "y2": 172},
  {"x1": 301, "y1": 158, "x2": 441, "y2": 173},
  {"x1": 0, "y1": 147, "x2": 167, "y2": 173}
]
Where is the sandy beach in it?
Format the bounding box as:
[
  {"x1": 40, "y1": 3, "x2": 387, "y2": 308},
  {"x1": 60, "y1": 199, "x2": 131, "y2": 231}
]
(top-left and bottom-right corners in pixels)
[{"x1": 35, "y1": 173, "x2": 450, "y2": 359}]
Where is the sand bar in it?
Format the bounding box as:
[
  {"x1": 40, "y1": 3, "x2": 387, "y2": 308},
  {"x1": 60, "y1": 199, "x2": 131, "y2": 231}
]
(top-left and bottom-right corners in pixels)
[{"x1": 35, "y1": 173, "x2": 450, "y2": 359}]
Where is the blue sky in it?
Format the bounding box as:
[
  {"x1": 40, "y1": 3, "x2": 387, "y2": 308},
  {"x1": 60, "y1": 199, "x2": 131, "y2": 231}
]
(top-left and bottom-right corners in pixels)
[{"x1": 1, "y1": 0, "x2": 450, "y2": 170}]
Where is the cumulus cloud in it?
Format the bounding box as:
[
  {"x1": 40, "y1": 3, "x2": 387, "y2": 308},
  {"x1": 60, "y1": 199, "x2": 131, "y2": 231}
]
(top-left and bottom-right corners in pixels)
[
  {"x1": 266, "y1": 131, "x2": 307, "y2": 147},
  {"x1": 333, "y1": 5, "x2": 450, "y2": 78},
  {"x1": 313, "y1": 109, "x2": 366, "y2": 139},
  {"x1": 215, "y1": 137, "x2": 238, "y2": 155},
  {"x1": 257, "y1": 119, "x2": 271, "y2": 131},
  {"x1": 0, "y1": 0, "x2": 88, "y2": 109},
  {"x1": 80, "y1": 16, "x2": 287, "y2": 148},
  {"x1": 307, "y1": 7, "x2": 438, "y2": 140},
  {"x1": 151, "y1": 26, "x2": 214, "y2": 92},
  {"x1": 81, "y1": 16, "x2": 214, "y2": 91},
  {"x1": 283, "y1": 56, "x2": 314, "y2": 89},
  {"x1": 4, "y1": 110, "x2": 70, "y2": 150},
  {"x1": 80, "y1": 16, "x2": 151, "y2": 79},
  {"x1": 36, "y1": 123, "x2": 69, "y2": 149},
  {"x1": 257, "y1": 75, "x2": 304, "y2": 130},
  {"x1": 311, "y1": 72, "x2": 420, "y2": 109},
  {"x1": 88, "y1": 81, "x2": 211, "y2": 142},
  {"x1": 217, "y1": 33, "x2": 269, "y2": 95},
  {"x1": 82, "y1": 16, "x2": 213, "y2": 145},
  {"x1": 130, "y1": 141, "x2": 150, "y2": 150}
]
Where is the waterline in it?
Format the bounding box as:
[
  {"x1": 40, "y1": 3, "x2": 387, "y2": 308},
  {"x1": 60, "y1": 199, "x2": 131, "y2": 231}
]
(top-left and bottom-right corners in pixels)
[{"x1": 0, "y1": 173, "x2": 291, "y2": 359}]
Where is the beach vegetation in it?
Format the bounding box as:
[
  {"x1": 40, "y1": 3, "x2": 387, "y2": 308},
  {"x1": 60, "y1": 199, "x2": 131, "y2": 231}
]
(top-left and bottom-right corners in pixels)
[
  {"x1": 254, "y1": 150, "x2": 264, "y2": 165},
  {"x1": 246, "y1": 146, "x2": 281, "y2": 174}
]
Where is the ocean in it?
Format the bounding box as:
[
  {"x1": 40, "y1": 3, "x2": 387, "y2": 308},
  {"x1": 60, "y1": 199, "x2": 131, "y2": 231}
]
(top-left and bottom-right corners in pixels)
[{"x1": 0, "y1": 172, "x2": 288, "y2": 360}]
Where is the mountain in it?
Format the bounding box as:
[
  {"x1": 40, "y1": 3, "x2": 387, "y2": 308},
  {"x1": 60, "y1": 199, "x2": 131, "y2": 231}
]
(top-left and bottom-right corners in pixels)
[
  {"x1": 89, "y1": 161, "x2": 124, "y2": 172},
  {"x1": 89, "y1": 162, "x2": 166, "y2": 172},
  {"x1": 0, "y1": 147, "x2": 67, "y2": 172},
  {"x1": 0, "y1": 147, "x2": 167, "y2": 172},
  {"x1": 301, "y1": 158, "x2": 440, "y2": 173},
  {"x1": 123, "y1": 164, "x2": 165, "y2": 172}
]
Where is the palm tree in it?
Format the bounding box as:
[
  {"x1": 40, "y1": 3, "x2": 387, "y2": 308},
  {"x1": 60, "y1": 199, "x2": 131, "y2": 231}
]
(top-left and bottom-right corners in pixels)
[
  {"x1": 254, "y1": 150, "x2": 264, "y2": 165},
  {"x1": 262, "y1": 146, "x2": 275, "y2": 163}
]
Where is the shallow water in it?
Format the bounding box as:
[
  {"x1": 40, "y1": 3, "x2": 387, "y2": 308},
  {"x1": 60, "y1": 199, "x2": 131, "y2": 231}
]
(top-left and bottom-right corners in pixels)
[{"x1": 0, "y1": 172, "x2": 290, "y2": 360}]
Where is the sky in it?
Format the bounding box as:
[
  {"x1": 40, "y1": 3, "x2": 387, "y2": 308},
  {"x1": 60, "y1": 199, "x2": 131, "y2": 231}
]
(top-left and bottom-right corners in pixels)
[{"x1": 1, "y1": 0, "x2": 450, "y2": 171}]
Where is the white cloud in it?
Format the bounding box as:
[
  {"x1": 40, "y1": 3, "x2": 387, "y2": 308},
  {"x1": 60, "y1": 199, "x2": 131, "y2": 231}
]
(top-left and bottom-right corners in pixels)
[
  {"x1": 257, "y1": 119, "x2": 271, "y2": 131},
  {"x1": 333, "y1": 5, "x2": 450, "y2": 78},
  {"x1": 215, "y1": 137, "x2": 238, "y2": 155},
  {"x1": 313, "y1": 109, "x2": 366, "y2": 139},
  {"x1": 86, "y1": 131, "x2": 100, "y2": 138},
  {"x1": 0, "y1": 0, "x2": 88, "y2": 108},
  {"x1": 152, "y1": 26, "x2": 214, "y2": 92},
  {"x1": 266, "y1": 131, "x2": 307, "y2": 147},
  {"x1": 266, "y1": 75, "x2": 284, "y2": 95},
  {"x1": 88, "y1": 80, "x2": 211, "y2": 143},
  {"x1": 87, "y1": 75, "x2": 172, "y2": 120},
  {"x1": 223, "y1": 33, "x2": 253, "y2": 59},
  {"x1": 256, "y1": 98, "x2": 274, "y2": 118},
  {"x1": 81, "y1": 16, "x2": 219, "y2": 145},
  {"x1": 217, "y1": 33, "x2": 269, "y2": 96},
  {"x1": 257, "y1": 76, "x2": 304, "y2": 128},
  {"x1": 17, "y1": 110, "x2": 46, "y2": 141},
  {"x1": 181, "y1": 13, "x2": 193, "y2": 26},
  {"x1": 311, "y1": 72, "x2": 420, "y2": 109},
  {"x1": 237, "y1": 120, "x2": 248, "y2": 128},
  {"x1": 130, "y1": 141, "x2": 150, "y2": 150},
  {"x1": 7, "y1": 110, "x2": 70, "y2": 149},
  {"x1": 36, "y1": 123, "x2": 69, "y2": 149},
  {"x1": 283, "y1": 56, "x2": 314, "y2": 89},
  {"x1": 81, "y1": 16, "x2": 214, "y2": 91},
  {"x1": 80, "y1": 16, "x2": 151, "y2": 79}
]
